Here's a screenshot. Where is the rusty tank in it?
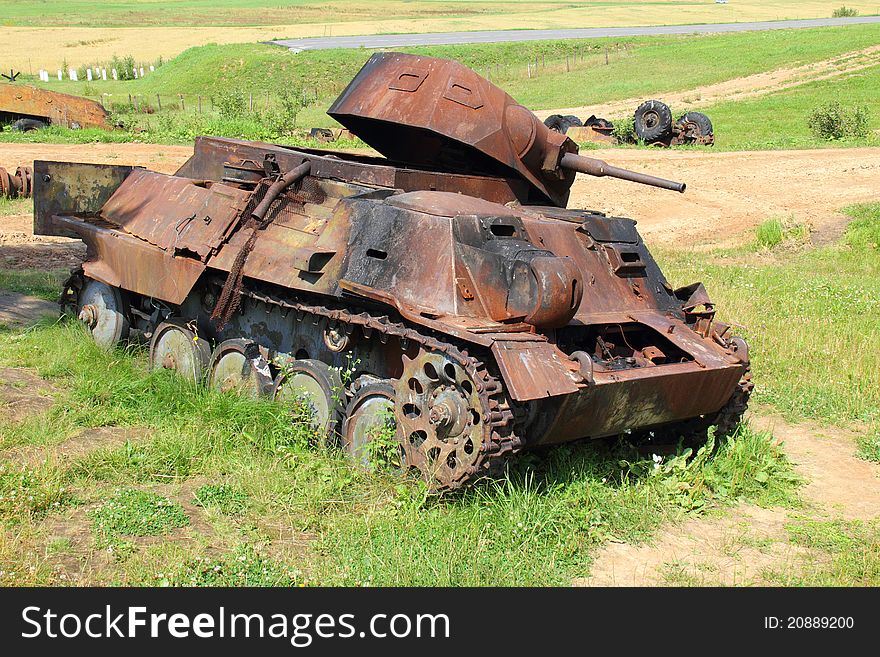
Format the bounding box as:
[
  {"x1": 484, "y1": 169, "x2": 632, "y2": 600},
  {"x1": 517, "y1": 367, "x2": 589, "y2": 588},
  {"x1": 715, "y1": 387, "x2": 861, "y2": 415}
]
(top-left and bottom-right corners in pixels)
[{"x1": 33, "y1": 52, "x2": 752, "y2": 490}]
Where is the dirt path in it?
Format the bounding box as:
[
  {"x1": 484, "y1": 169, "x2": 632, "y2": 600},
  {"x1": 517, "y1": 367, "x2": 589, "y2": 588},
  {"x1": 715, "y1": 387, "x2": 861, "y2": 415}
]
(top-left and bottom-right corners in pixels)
[
  {"x1": 576, "y1": 412, "x2": 880, "y2": 586},
  {"x1": 0, "y1": 143, "x2": 192, "y2": 176},
  {"x1": 536, "y1": 45, "x2": 880, "y2": 121},
  {"x1": 569, "y1": 147, "x2": 880, "y2": 247}
]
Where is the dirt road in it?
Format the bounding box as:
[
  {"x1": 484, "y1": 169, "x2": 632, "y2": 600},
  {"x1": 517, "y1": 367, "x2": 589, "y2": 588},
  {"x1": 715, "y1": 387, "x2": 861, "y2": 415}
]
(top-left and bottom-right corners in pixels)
[
  {"x1": 535, "y1": 45, "x2": 880, "y2": 121},
  {"x1": 3, "y1": 143, "x2": 879, "y2": 251},
  {"x1": 577, "y1": 411, "x2": 880, "y2": 586}
]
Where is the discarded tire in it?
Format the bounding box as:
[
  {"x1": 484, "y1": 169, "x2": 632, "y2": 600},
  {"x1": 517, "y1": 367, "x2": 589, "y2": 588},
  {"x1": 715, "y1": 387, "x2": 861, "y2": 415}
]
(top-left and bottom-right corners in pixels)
[
  {"x1": 634, "y1": 100, "x2": 672, "y2": 142},
  {"x1": 676, "y1": 111, "x2": 714, "y2": 143},
  {"x1": 11, "y1": 118, "x2": 48, "y2": 132},
  {"x1": 544, "y1": 114, "x2": 582, "y2": 134}
]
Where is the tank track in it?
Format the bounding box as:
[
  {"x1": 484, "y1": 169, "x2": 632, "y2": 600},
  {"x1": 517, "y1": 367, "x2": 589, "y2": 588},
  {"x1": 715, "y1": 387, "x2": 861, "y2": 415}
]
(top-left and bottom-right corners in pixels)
[{"x1": 238, "y1": 285, "x2": 525, "y2": 490}]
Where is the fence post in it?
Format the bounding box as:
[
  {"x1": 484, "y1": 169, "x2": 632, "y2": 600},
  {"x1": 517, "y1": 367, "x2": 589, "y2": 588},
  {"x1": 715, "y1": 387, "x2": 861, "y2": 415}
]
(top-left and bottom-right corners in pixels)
[
  {"x1": 156, "y1": 94, "x2": 161, "y2": 111},
  {"x1": 180, "y1": 94, "x2": 185, "y2": 111},
  {"x1": 134, "y1": 95, "x2": 139, "y2": 112},
  {"x1": 566, "y1": 54, "x2": 570, "y2": 72},
  {"x1": 605, "y1": 47, "x2": 609, "y2": 65}
]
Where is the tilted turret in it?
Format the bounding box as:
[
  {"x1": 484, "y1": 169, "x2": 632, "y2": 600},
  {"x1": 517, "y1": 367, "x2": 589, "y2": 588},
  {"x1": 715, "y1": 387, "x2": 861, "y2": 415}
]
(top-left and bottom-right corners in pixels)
[{"x1": 329, "y1": 52, "x2": 684, "y2": 207}]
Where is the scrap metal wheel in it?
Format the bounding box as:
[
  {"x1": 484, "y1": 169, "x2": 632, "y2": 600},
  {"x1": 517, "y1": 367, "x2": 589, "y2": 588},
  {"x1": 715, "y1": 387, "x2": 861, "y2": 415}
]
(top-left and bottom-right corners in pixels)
[
  {"x1": 149, "y1": 319, "x2": 211, "y2": 383},
  {"x1": 272, "y1": 358, "x2": 344, "y2": 445},
  {"x1": 342, "y1": 381, "x2": 400, "y2": 469},
  {"x1": 208, "y1": 338, "x2": 272, "y2": 398},
  {"x1": 394, "y1": 350, "x2": 488, "y2": 487},
  {"x1": 76, "y1": 279, "x2": 129, "y2": 349}
]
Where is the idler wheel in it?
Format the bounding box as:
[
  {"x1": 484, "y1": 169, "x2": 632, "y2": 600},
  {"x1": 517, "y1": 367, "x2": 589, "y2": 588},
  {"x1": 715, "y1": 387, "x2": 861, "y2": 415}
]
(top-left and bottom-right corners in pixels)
[
  {"x1": 149, "y1": 319, "x2": 211, "y2": 383},
  {"x1": 394, "y1": 350, "x2": 485, "y2": 487},
  {"x1": 272, "y1": 358, "x2": 344, "y2": 445},
  {"x1": 341, "y1": 381, "x2": 401, "y2": 469},
  {"x1": 208, "y1": 339, "x2": 272, "y2": 398},
  {"x1": 76, "y1": 279, "x2": 129, "y2": 349}
]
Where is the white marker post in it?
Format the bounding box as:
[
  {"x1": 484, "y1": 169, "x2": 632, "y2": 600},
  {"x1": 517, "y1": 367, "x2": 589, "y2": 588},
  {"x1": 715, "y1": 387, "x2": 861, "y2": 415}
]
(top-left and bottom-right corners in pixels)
[
  {"x1": 86, "y1": 69, "x2": 92, "y2": 81},
  {"x1": 101, "y1": 68, "x2": 107, "y2": 80},
  {"x1": 57, "y1": 70, "x2": 63, "y2": 80},
  {"x1": 139, "y1": 67, "x2": 144, "y2": 77},
  {"x1": 69, "y1": 68, "x2": 78, "y2": 81},
  {"x1": 112, "y1": 69, "x2": 118, "y2": 80}
]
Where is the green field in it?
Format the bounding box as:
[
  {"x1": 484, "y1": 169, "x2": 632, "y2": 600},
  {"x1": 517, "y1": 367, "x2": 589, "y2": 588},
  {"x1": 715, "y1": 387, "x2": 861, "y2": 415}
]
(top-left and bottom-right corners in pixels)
[
  {"x1": 1, "y1": 0, "x2": 874, "y2": 27},
  {"x1": 2, "y1": 23, "x2": 878, "y2": 150}
]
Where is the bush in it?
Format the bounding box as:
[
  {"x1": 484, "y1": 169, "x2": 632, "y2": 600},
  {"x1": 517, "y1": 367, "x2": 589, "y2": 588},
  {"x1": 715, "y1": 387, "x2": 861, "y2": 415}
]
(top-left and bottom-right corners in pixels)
[
  {"x1": 808, "y1": 102, "x2": 871, "y2": 140},
  {"x1": 832, "y1": 6, "x2": 860, "y2": 17},
  {"x1": 611, "y1": 115, "x2": 636, "y2": 143},
  {"x1": 214, "y1": 90, "x2": 247, "y2": 119}
]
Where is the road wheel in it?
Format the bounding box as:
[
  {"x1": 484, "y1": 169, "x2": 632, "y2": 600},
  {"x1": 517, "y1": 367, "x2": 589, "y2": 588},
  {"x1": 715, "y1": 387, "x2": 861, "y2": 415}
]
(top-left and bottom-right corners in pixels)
[
  {"x1": 208, "y1": 339, "x2": 273, "y2": 398},
  {"x1": 634, "y1": 100, "x2": 673, "y2": 142},
  {"x1": 676, "y1": 111, "x2": 714, "y2": 143},
  {"x1": 341, "y1": 381, "x2": 401, "y2": 469},
  {"x1": 149, "y1": 319, "x2": 211, "y2": 383},
  {"x1": 273, "y1": 358, "x2": 344, "y2": 445},
  {"x1": 76, "y1": 279, "x2": 129, "y2": 349}
]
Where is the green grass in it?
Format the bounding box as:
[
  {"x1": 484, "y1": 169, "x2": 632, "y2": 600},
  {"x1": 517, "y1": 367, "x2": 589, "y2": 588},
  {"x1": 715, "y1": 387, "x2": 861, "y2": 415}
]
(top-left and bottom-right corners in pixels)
[
  {"x1": 700, "y1": 64, "x2": 880, "y2": 150},
  {"x1": 193, "y1": 483, "x2": 249, "y2": 515},
  {"x1": 764, "y1": 518, "x2": 880, "y2": 585},
  {"x1": 657, "y1": 203, "x2": 880, "y2": 428},
  {"x1": 0, "y1": 196, "x2": 31, "y2": 217},
  {"x1": 4, "y1": 23, "x2": 879, "y2": 149},
  {"x1": 0, "y1": 270, "x2": 66, "y2": 301},
  {"x1": 0, "y1": 318, "x2": 796, "y2": 586},
  {"x1": 159, "y1": 545, "x2": 301, "y2": 587},
  {"x1": 753, "y1": 217, "x2": 811, "y2": 249},
  {"x1": 89, "y1": 487, "x2": 189, "y2": 552}
]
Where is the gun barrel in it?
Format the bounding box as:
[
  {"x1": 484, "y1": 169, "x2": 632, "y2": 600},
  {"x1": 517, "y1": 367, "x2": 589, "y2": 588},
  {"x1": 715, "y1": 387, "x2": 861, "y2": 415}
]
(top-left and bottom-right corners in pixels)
[{"x1": 560, "y1": 153, "x2": 686, "y2": 193}]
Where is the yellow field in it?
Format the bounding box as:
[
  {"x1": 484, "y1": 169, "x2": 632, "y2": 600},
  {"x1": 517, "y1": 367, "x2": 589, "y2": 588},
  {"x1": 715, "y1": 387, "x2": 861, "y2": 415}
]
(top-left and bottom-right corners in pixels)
[{"x1": 2, "y1": 1, "x2": 878, "y2": 72}]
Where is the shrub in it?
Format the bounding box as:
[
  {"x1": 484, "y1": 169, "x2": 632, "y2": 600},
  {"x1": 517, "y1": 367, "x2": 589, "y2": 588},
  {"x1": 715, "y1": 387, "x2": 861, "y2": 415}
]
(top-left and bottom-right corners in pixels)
[
  {"x1": 214, "y1": 90, "x2": 247, "y2": 119},
  {"x1": 808, "y1": 102, "x2": 871, "y2": 140},
  {"x1": 611, "y1": 115, "x2": 636, "y2": 143},
  {"x1": 832, "y1": 6, "x2": 860, "y2": 17}
]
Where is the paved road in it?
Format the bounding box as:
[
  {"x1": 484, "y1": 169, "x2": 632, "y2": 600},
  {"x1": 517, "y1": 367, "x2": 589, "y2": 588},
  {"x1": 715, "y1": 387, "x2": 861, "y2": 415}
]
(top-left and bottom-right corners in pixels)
[{"x1": 273, "y1": 16, "x2": 880, "y2": 51}]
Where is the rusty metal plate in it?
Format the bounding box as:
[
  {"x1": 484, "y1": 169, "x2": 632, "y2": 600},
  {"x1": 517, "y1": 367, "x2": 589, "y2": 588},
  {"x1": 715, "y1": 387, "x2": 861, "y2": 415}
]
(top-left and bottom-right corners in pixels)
[
  {"x1": 491, "y1": 341, "x2": 580, "y2": 401},
  {"x1": 100, "y1": 170, "x2": 249, "y2": 261},
  {"x1": 33, "y1": 160, "x2": 136, "y2": 238},
  {"x1": 53, "y1": 215, "x2": 205, "y2": 305},
  {"x1": 0, "y1": 83, "x2": 110, "y2": 129}
]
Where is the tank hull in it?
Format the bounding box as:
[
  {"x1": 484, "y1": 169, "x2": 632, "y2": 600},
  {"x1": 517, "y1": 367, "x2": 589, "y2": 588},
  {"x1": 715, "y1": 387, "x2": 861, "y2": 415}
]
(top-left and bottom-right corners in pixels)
[{"x1": 31, "y1": 52, "x2": 751, "y2": 490}]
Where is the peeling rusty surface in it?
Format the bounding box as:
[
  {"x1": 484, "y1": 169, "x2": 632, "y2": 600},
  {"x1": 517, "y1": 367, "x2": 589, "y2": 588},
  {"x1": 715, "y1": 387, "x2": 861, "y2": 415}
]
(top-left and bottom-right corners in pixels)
[
  {"x1": 100, "y1": 169, "x2": 249, "y2": 261},
  {"x1": 0, "y1": 84, "x2": 110, "y2": 129}
]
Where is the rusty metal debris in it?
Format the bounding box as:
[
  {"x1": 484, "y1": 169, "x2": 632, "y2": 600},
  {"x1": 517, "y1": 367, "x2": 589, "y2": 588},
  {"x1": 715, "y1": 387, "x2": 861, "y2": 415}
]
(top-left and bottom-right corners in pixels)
[
  {"x1": 0, "y1": 165, "x2": 32, "y2": 198},
  {"x1": 0, "y1": 83, "x2": 111, "y2": 130},
  {"x1": 34, "y1": 52, "x2": 750, "y2": 491}
]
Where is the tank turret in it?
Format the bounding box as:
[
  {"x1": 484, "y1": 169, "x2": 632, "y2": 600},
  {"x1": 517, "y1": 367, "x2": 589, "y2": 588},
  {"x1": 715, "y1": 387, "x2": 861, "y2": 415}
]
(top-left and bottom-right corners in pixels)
[{"x1": 329, "y1": 52, "x2": 684, "y2": 207}]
